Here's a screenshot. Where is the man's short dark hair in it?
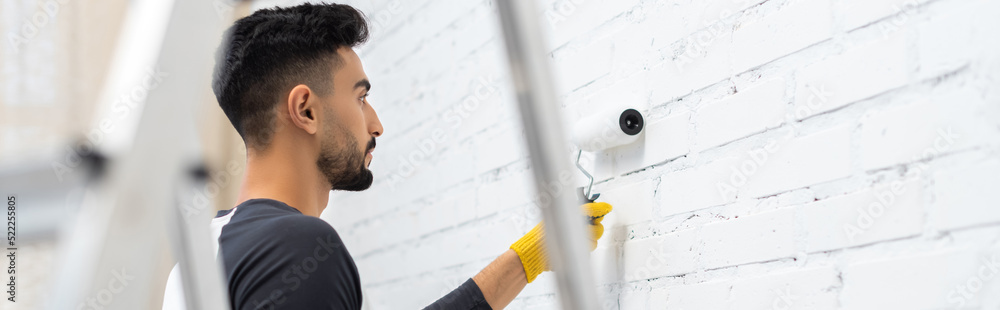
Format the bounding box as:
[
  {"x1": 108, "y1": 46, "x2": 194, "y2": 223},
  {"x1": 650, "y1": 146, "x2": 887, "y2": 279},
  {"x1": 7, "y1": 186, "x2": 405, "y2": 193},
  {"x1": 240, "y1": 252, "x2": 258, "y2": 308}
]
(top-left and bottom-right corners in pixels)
[{"x1": 212, "y1": 2, "x2": 369, "y2": 149}]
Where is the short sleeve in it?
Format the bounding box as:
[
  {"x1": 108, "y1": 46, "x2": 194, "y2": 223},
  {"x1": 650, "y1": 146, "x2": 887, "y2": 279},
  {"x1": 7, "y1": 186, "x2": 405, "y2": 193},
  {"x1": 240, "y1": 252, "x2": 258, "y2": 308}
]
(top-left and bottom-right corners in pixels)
[{"x1": 223, "y1": 215, "x2": 363, "y2": 310}]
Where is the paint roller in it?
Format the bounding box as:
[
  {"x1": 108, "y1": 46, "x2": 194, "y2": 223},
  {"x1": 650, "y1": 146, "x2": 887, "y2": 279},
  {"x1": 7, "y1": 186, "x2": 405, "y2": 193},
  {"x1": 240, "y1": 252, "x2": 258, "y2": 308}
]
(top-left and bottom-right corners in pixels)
[{"x1": 571, "y1": 107, "x2": 645, "y2": 202}]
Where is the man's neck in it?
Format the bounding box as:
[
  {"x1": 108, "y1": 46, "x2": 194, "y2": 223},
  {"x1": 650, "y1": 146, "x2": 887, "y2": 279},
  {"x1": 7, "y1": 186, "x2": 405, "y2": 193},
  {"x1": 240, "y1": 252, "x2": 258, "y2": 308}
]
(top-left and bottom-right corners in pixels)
[{"x1": 234, "y1": 144, "x2": 330, "y2": 217}]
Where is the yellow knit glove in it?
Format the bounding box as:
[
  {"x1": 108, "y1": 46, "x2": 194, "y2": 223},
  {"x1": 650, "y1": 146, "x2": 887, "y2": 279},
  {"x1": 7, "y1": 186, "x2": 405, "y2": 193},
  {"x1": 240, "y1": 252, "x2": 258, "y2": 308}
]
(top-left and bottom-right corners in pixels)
[{"x1": 509, "y1": 202, "x2": 612, "y2": 283}]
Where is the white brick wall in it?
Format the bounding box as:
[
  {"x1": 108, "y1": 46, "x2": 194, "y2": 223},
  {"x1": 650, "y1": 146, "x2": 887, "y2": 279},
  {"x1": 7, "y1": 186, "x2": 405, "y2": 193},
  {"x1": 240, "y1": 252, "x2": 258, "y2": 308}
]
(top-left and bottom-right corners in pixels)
[{"x1": 315, "y1": 0, "x2": 1000, "y2": 308}]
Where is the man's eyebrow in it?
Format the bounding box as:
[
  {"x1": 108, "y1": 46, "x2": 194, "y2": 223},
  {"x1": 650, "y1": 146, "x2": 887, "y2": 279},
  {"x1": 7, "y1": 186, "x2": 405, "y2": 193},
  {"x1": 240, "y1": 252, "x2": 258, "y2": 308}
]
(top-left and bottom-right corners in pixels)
[{"x1": 354, "y1": 79, "x2": 371, "y2": 92}]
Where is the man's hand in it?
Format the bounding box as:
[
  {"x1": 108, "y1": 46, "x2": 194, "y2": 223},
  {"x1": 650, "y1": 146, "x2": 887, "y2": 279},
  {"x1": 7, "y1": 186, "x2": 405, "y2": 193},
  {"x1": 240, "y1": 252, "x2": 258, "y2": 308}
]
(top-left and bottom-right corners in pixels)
[
  {"x1": 469, "y1": 202, "x2": 612, "y2": 309},
  {"x1": 508, "y1": 202, "x2": 613, "y2": 283}
]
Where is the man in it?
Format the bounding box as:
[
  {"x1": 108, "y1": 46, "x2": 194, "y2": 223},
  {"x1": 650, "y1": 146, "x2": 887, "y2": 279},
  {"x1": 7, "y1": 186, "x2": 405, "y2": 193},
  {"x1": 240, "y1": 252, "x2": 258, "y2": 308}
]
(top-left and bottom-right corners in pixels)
[{"x1": 163, "y1": 3, "x2": 612, "y2": 309}]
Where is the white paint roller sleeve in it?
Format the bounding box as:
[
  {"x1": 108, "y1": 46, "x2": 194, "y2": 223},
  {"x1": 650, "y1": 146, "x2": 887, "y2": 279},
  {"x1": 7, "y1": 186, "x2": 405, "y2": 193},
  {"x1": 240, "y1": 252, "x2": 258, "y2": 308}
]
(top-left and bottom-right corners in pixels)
[{"x1": 571, "y1": 108, "x2": 645, "y2": 152}]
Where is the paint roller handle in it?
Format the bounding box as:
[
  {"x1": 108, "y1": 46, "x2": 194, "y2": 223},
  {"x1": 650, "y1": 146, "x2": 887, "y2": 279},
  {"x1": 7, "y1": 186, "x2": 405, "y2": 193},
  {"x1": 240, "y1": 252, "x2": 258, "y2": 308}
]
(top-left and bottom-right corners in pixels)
[{"x1": 509, "y1": 202, "x2": 613, "y2": 283}]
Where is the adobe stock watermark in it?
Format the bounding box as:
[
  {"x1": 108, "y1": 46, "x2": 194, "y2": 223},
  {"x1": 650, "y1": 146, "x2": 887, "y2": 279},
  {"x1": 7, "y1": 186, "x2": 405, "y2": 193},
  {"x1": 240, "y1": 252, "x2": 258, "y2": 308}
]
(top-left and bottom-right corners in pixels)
[
  {"x1": 860, "y1": 0, "x2": 920, "y2": 39},
  {"x1": 76, "y1": 268, "x2": 134, "y2": 310},
  {"x1": 769, "y1": 287, "x2": 798, "y2": 310},
  {"x1": 715, "y1": 138, "x2": 781, "y2": 200},
  {"x1": 509, "y1": 202, "x2": 542, "y2": 233},
  {"x1": 630, "y1": 242, "x2": 799, "y2": 310},
  {"x1": 673, "y1": 0, "x2": 758, "y2": 72},
  {"x1": 212, "y1": 0, "x2": 237, "y2": 20},
  {"x1": 247, "y1": 234, "x2": 345, "y2": 309},
  {"x1": 843, "y1": 126, "x2": 959, "y2": 242},
  {"x1": 507, "y1": 166, "x2": 586, "y2": 232},
  {"x1": 545, "y1": 0, "x2": 591, "y2": 26},
  {"x1": 715, "y1": 84, "x2": 833, "y2": 201},
  {"x1": 6, "y1": 0, "x2": 68, "y2": 54},
  {"x1": 51, "y1": 66, "x2": 169, "y2": 182},
  {"x1": 384, "y1": 74, "x2": 499, "y2": 191},
  {"x1": 367, "y1": 0, "x2": 403, "y2": 42},
  {"x1": 629, "y1": 243, "x2": 670, "y2": 281},
  {"x1": 503, "y1": 173, "x2": 576, "y2": 232},
  {"x1": 673, "y1": 11, "x2": 731, "y2": 72},
  {"x1": 947, "y1": 254, "x2": 999, "y2": 308}
]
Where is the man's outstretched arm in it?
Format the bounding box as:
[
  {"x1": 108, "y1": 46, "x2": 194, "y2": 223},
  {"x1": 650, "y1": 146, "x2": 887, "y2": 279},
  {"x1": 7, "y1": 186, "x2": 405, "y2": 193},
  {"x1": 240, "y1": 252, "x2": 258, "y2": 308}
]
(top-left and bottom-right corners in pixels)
[
  {"x1": 472, "y1": 249, "x2": 528, "y2": 309},
  {"x1": 421, "y1": 250, "x2": 525, "y2": 310},
  {"x1": 467, "y1": 202, "x2": 613, "y2": 309},
  {"x1": 425, "y1": 202, "x2": 612, "y2": 309}
]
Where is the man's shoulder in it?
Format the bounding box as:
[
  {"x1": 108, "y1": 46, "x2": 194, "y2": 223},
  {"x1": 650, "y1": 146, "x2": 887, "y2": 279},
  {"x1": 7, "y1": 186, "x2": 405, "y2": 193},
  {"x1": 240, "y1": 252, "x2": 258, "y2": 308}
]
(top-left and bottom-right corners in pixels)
[
  {"x1": 217, "y1": 200, "x2": 362, "y2": 310},
  {"x1": 261, "y1": 210, "x2": 335, "y2": 232},
  {"x1": 223, "y1": 199, "x2": 337, "y2": 233},
  {"x1": 218, "y1": 199, "x2": 346, "y2": 254},
  {"x1": 268, "y1": 213, "x2": 344, "y2": 245}
]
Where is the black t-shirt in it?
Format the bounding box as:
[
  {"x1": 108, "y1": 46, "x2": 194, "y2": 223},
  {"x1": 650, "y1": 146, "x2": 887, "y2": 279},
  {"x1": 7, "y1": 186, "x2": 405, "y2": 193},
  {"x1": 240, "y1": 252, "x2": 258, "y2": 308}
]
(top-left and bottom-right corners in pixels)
[{"x1": 215, "y1": 198, "x2": 491, "y2": 310}]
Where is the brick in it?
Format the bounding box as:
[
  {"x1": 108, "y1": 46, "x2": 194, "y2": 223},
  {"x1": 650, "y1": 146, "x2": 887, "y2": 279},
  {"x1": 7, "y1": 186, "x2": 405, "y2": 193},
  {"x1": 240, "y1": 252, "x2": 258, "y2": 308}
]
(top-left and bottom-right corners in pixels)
[
  {"x1": 476, "y1": 170, "x2": 534, "y2": 217},
  {"x1": 793, "y1": 32, "x2": 909, "y2": 119},
  {"x1": 444, "y1": 140, "x2": 480, "y2": 176},
  {"x1": 414, "y1": 190, "x2": 476, "y2": 235},
  {"x1": 729, "y1": 267, "x2": 841, "y2": 310},
  {"x1": 598, "y1": 179, "x2": 655, "y2": 227},
  {"x1": 380, "y1": 221, "x2": 520, "y2": 283},
  {"x1": 350, "y1": 215, "x2": 412, "y2": 256},
  {"x1": 861, "y1": 99, "x2": 949, "y2": 171},
  {"x1": 518, "y1": 272, "x2": 556, "y2": 297},
  {"x1": 657, "y1": 155, "x2": 744, "y2": 215},
  {"x1": 649, "y1": 280, "x2": 732, "y2": 309},
  {"x1": 647, "y1": 29, "x2": 732, "y2": 103},
  {"x1": 644, "y1": 267, "x2": 841, "y2": 309},
  {"x1": 799, "y1": 178, "x2": 925, "y2": 253},
  {"x1": 699, "y1": 208, "x2": 797, "y2": 269},
  {"x1": 417, "y1": 196, "x2": 457, "y2": 236},
  {"x1": 693, "y1": 0, "x2": 764, "y2": 32},
  {"x1": 524, "y1": 299, "x2": 560, "y2": 310},
  {"x1": 695, "y1": 78, "x2": 788, "y2": 151},
  {"x1": 621, "y1": 229, "x2": 699, "y2": 281},
  {"x1": 323, "y1": 192, "x2": 372, "y2": 228},
  {"x1": 841, "y1": 249, "x2": 1000, "y2": 310},
  {"x1": 732, "y1": 0, "x2": 834, "y2": 73},
  {"x1": 610, "y1": 24, "x2": 658, "y2": 76},
  {"x1": 860, "y1": 87, "x2": 997, "y2": 171},
  {"x1": 446, "y1": 7, "x2": 499, "y2": 65},
  {"x1": 591, "y1": 245, "x2": 620, "y2": 285},
  {"x1": 472, "y1": 124, "x2": 527, "y2": 174},
  {"x1": 740, "y1": 125, "x2": 853, "y2": 198},
  {"x1": 641, "y1": 110, "x2": 691, "y2": 167},
  {"x1": 554, "y1": 39, "x2": 614, "y2": 91},
  {"x1": 931, "y1": 158, "x2": 1000, "y2": 231},
  {"x1": 842, "y1": 0, "x2": 925, "y2": 31},
  {"x1": 543, "y1": 0, "x2": 641, "y2": 48},
  {"x1": 364, "y1": 275, "x2": 470, "y2": 309},
  {"x1": 916, "y1": 0, "x2": 1000, "y2": 78},
  {"x1": 358, "y1": 0, "x2": 434, "y2": 68},
  {"x1": 637, "y1": 2, "x2": 687, "y2": 50},
  {"x1": 450, "y1": 93, "x2": 510, "y2": 144},
  {"x1": 619, "y1": 289, "x2": 650, "y2": 310}
]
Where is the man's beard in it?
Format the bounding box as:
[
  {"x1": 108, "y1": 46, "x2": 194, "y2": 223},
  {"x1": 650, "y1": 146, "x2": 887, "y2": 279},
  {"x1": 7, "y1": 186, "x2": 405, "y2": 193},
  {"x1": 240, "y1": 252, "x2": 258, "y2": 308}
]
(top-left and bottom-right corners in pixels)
[{"x1": 316, "y1": 124, "x2": 375, "y2": 191}]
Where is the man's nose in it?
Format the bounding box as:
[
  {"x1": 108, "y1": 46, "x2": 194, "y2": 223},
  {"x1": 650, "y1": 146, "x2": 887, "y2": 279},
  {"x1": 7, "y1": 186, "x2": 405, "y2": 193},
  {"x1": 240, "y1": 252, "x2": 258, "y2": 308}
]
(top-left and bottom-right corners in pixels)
[{"x1": 366, "y1": 102, "x2": 383, "y2": 138}]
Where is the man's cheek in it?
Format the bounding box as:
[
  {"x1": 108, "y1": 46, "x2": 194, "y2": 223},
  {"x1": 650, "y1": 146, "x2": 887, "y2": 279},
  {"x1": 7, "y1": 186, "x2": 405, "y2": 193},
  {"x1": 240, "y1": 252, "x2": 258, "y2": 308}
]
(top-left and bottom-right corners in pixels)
[{"x1": 358, "y1": 133, "x2": 369, "y2": 152}]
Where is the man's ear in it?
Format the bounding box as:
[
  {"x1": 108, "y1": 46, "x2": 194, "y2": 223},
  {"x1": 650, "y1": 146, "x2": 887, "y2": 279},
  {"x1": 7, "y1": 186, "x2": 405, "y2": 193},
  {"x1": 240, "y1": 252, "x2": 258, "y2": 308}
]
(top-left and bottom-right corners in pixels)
[{"x1": 286, "y1": 84, "x2": 318, "y2": 135}]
